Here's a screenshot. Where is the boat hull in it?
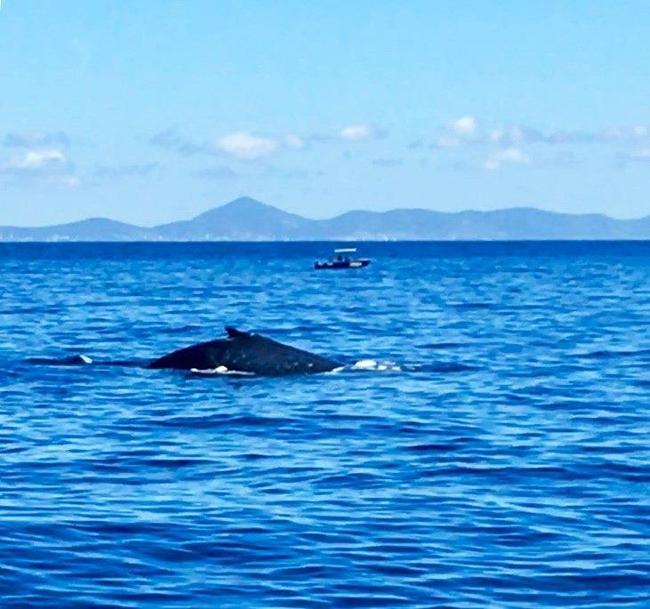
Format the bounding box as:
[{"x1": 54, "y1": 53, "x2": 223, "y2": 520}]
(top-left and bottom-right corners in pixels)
[{"x1": 314, "y1": 259, "x2": 371, "y2": 270}]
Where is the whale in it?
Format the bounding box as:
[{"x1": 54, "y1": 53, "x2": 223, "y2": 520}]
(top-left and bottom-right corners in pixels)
[{"x1": 147, "y1": 326, "x2": 343, "y2": 375}]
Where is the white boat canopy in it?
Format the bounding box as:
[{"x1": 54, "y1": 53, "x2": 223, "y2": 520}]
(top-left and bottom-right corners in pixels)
[{"x1": 334, "y1": 248, "x2": 357, "y2": 253}]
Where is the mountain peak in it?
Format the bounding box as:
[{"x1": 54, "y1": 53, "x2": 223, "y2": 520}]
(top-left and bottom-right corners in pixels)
[
  {"x1": 2, "y1": 197, "x2": 649, "y2": 241},
  {"x1": 220, "y1": 196, "x2": 271, "y2": 211},
  {"x1": 158, "y1": 196, "x2": 310, "y2": 239},
  {"x1": 191, "y1": 196, "x2": 287, "y2": 222}
]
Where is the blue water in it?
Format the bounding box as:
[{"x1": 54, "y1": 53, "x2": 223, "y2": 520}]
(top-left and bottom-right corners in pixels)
[{"x1": 0, "y1": 241, "x2": 649, "y2": 608}]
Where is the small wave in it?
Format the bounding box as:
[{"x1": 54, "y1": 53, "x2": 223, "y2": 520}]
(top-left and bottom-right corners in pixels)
[
  {"x1": 26, "y1": 356, "x2": 145, "y2": 368},
  {"x1": 161, "y1": 324, "x2": 203, "y2": 334},
  {"x1": 26, "y1": 354, "x2": 93, "y2": 366},
  {"x1": 104, "y1": 359, "x2": 148, "y2": 368},
  {"x1": 406, "y1": 442, "x2": 461, "y2": 453},
  {"x1": 418, "y1": 342, "x2": 464, "y2": 349},
  {"x1": 411, "y1": 362, "x2": 478, "y2": 373},
  {"x1": 157, "y1": 413, "x2": 295, "y2": 430},
  {"x1": 575, "y1": 348, "x2": 650, "y2": 360},
  {"x1": 449, "y1": 302, "x2": 494, "y2": 310}
]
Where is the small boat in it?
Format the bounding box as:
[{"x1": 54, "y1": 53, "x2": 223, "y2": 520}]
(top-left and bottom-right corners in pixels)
[{"x1": 314, "y1": 248, "x2": 371, "y2": 270}]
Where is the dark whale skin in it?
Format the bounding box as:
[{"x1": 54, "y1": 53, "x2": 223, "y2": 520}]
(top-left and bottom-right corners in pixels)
[{"x1": 148, "y1": 327, "x2": 342, "y2": 375}]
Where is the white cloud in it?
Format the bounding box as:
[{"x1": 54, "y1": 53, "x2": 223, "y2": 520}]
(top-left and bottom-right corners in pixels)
[
  {"x1": 489, "y1": 126, "x2": 542, "y2": 145},
  {"x1": 452, "y1": 116, "x2": 478, "y2": 137},
  {"x1": 434, "y1": 116, "x2": 480, "y2": 148},
  {"x1": 484, "y1": 147, "x2": 530, "y2": 170},
  {"x1": 1, "y1": 148, "x2": 69, "y2": 177},
  {"x1": 14, "y1": 148, "x2": 66, "y2": 170},
  {"x1": 217, "y1": 132, "x2": 279, "y2": 160},
  {"x1": 340, "y1": 124, "x2": 373, "y2": 141},
  {"x1": 0, "y1": 147, "x2": 78, "y2": 186},
  {"x1": 432, "y1": 118, "x2": 605, "y2": 150}
]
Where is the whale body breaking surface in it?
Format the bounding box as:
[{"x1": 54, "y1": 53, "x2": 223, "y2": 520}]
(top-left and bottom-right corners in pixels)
[
  {"x1": 147, "y1": 326, "x2": 343, "y2": 375},
  {"x1": 26, "y1": 327, "x2": 408, "y2": 376}
]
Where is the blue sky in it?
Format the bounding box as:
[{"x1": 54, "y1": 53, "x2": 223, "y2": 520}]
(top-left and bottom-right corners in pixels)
[{"x1": 2, "y1": 0, "x2": 650, "y2": 225}]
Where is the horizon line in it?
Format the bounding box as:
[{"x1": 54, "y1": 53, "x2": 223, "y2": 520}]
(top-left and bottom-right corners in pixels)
[{"x1": 2, "y1": 239, "x2": 650, "y2": 244}]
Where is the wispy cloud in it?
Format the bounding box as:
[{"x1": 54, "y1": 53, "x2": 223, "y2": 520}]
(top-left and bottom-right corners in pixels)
[
  {"x1": 489, "y1": 125, "x2": 544, "y2": 145},
  {"x1": 628, "y1": 148, "x2": 650, "y2": 161},
  {"x1": 484, "y1": 147, "x2": 531, "y2": 170},
  {"x1": 284, "y1": 134, "x2": 305, "y2": 149},
  {"x1": 422, "y1": 116, "x2": 650, "y2": 171},
  {"x1": 192, "y1": 166, "x2": 240, "y2": 180},
  {"x1": 61, "y1": 176, "x2": 81, "y2": 188},
  {"x1": 258, "y1": 164, "x2": 317, "y2": 179},
  {"x1": 152, "y1": 128, "x2": 306, "y2": 161},
  {"x1": 150, "y1": 122, "x2": 388, "y2": 164},
  {"x1": 3, "y1": 131, "x2": 70, "y2": 148},
  {"x1": 436, "y1": 116, "x2": 567, "y2": 149},
  {"x1": 150, "y1": 127, "x2": 209, "y2": 156},
  {"x1": 603, "y1": 124, "x2": 650, "y2": 142},
  {"x1": 372, "y1": 158, "x2": 402, "y2": 167},
  {"x1": 618, "y1": 147, "x2": 650, "y2": 166},
  {"x1": 94, "y1": 162, "x2": 159, "y2": 179},
  {"x1": 432, "y1": 116, "x2": 650, "y2": 150}
]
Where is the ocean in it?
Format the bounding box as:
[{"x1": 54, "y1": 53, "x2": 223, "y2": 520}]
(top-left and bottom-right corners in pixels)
[{"x1": 0, "y1": 241, "x2": 648, "y2": 608}]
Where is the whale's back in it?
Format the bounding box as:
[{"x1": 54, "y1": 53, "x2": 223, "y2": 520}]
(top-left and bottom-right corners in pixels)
[
  {"x1": 148, "y1": 328, "x2": 342, "y2": 375},
  {"x1": 147, "y1": 338, "x2": 229, "y2": 370}
]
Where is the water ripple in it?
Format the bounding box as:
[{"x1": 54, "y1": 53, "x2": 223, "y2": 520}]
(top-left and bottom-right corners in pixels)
[{"x1": 0, "y1": 242, "x2": 649, "y2": 608}]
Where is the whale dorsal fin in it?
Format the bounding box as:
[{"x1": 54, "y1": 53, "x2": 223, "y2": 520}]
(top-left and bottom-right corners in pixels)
[{"x1": 225, "y1": 326, "x2": 251, "y2": 339}]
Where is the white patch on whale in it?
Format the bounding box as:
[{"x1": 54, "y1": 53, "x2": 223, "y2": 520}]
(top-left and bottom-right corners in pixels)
[
  {"x1": 190, "y1": 365, "x2": 255, "y2": 376},
  {"x1": 351, "y1": 359, "x2": 401, "y2": 372}
]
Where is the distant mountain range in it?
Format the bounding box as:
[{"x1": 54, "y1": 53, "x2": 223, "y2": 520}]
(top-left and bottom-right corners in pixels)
[{"x1": 1, "y1": 197, "x2": 649, "y2": 241}]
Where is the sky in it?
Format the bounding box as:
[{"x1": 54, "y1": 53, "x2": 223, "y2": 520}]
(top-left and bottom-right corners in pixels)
[{"x1": 2, "y1": 0, "x2": 650, "y2": 226}]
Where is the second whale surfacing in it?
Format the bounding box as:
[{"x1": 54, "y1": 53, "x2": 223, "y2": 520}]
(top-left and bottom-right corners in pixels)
[{"x1": 148, "y1": 326, "x2": 343, "y2": 376}]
